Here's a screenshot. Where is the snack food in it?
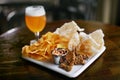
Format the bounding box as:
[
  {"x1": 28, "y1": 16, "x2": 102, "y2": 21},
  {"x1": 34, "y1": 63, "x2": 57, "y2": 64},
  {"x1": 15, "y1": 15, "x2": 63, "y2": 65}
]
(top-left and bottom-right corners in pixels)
[
  {"x1": 59, "y1": 50, "x2": 75, "y2": 71},
  {"x1": 22, "y1": 32, "x2": 69, "y2": 62},
  {"x1": 22, "y1": 21, "x2": 105, "y2": 71},
  {"x1": 54, "y1": 21, "x2": 105, "y2": 71},
  {"x1": 54, "y1": 21, "x2": 84, "y2": 39}
]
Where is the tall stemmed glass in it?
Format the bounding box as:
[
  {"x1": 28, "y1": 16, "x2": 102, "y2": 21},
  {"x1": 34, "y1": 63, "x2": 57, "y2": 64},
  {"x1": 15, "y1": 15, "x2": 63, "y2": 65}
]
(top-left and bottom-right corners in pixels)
[{"x1": 25, "y1": 6, "x2": 46, "y2": 44}]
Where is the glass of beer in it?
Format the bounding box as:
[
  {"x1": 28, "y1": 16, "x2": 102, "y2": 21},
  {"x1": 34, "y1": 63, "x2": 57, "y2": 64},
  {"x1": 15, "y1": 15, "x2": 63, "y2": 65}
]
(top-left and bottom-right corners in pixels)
[{"x1": 25, "y1": 6, "x2": 46, "y2": 43}]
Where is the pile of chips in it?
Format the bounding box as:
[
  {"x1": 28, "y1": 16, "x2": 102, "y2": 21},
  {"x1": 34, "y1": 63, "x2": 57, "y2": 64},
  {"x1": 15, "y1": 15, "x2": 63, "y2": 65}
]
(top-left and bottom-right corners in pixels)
[{"x1": 22, "y1": 32, "x2": 69, "y2": 62}]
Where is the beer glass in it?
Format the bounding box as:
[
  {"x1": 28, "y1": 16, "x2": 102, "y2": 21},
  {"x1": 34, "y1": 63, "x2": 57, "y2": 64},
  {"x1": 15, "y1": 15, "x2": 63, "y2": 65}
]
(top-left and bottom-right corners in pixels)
[{"x1": 25, "y1": 6, "x2": 46, "y2": 43}]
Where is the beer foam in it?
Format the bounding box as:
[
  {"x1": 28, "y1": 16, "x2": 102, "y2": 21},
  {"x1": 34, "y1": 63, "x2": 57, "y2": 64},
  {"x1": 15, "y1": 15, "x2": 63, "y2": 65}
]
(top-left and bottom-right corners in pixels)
[{"x1": 25, "y1": 6, "x2": 45, "y2": 16}]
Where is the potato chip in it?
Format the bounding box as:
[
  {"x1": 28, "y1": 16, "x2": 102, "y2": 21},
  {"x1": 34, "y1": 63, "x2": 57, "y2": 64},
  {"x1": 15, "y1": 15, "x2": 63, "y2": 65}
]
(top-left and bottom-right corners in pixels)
[{"x1": 22, "y1": 32, "x2": 69, "y2": 62}]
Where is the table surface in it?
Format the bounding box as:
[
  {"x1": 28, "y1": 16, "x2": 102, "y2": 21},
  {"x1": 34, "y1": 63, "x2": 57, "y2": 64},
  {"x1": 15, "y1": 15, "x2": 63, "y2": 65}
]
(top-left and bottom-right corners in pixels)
[{"x1": 0, "y1": 20, "x2": 120, "y2": 80}]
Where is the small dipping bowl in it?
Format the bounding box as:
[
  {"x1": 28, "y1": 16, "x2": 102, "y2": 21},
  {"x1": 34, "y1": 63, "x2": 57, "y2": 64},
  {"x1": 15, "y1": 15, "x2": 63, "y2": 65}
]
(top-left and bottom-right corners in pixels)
[{"x1": 52, "y1": 48, "x2": 68, "y2": 65}]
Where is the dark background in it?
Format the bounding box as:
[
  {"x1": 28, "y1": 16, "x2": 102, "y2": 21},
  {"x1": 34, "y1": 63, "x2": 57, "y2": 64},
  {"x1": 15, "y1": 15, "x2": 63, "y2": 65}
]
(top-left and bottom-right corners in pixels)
[{"x1": 0, "y1": 0, "x2": 120, "y2": 34}]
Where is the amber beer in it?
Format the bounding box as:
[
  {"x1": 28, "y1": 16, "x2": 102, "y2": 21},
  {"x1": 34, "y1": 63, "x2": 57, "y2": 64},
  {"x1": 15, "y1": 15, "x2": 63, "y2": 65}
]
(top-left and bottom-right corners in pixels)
[{"x1": 25, "y1": 6, "x2": 46, "y2": 33}]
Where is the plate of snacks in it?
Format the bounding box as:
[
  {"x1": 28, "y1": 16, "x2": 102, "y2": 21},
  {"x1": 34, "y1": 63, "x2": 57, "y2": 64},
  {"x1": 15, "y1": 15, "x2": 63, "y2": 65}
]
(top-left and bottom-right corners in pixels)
[{"x1": 22, "y1": 21, "x2": 106, "y2": 78}]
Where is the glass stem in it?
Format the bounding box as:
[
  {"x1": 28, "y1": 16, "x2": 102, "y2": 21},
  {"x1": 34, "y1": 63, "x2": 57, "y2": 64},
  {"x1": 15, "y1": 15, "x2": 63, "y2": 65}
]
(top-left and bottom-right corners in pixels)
[{"x1": 35, "y1": 32, "x2": 40, "y2": 41}]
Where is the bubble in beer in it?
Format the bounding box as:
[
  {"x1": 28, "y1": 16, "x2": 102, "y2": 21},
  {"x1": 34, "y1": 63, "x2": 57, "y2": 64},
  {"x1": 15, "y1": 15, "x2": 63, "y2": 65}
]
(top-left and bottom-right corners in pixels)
[{"x1": 26, "y1": 6, "x2": 45, "y2": 16}]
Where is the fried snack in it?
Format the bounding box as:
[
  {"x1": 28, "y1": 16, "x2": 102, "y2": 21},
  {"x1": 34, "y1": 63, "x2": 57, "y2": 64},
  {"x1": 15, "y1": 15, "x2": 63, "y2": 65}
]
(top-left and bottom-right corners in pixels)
[
  {"x1": 89, "y1": 29, "x2": 104, "y2": 50},
  {"x1": 54, "y1": 21, "x2": 84, "y2": 39},
  {"x1": 59, "y1": 51, "x2": 75, "y2": 71},
  {"x1": 74, "y1": 48, "x2": 89, "y2": 65},
  {"x1": 22, "y1": 32, "x2": 69, "y2": 62},
  {"x1": 68, "y1": 32, "x2": 80, "y2": 51},
  {"x1": 22, "y1": 21, "x2": 105, "y2": 72},
  {"x1": 76, "y1": 29, "x2": 105, "y2": 59}
]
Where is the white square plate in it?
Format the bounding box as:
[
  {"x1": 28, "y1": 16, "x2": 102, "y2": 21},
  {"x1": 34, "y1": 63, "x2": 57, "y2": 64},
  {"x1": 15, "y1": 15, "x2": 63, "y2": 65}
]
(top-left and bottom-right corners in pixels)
[{"x1": 22, "y1": 46, "x2": 106, "y2": 78}]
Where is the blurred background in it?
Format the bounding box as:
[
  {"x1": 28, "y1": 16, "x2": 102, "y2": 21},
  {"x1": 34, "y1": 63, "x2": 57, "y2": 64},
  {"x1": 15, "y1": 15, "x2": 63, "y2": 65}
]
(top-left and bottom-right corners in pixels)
[{"x1": 0, "y1": 0, "x2": 120, "y2": 34}]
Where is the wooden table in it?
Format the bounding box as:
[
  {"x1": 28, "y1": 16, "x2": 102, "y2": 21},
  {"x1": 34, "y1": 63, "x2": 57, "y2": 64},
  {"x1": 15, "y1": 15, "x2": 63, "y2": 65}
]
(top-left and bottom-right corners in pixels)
[{"x1": 0, "y1": 20, "x2": 120, "y2": 80}]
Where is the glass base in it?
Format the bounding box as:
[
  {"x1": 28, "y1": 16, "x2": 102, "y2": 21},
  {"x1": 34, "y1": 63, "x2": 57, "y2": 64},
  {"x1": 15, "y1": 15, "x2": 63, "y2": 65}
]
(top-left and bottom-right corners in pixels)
[{"x1": 30, "y1": 39, "x2": 37, "y2": 45}]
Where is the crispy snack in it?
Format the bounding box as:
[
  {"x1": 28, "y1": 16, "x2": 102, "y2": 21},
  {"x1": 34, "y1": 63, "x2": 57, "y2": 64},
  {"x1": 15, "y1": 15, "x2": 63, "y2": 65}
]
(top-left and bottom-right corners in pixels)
[
  {"x1": 76, "y1": 29, "x2": 105, "y2": 58},
  {"x1": 22, "y1": 21, "x2": 105, "y2": 72},
  {"x1": 22, "y1": 32, "x2": 69, "y2": 62},
  {"x1": 54, "y1": 21, "x2": 84, "y2": 39},
  {"x1": 68, "y1": 32, "x2": 80, "y2": 51},
  {"x1": 89, "y1": 29, "x2": 104, "y2": 50},
  {"x1": 59, "y1": 51, "x2": 75, "y2": 71}
]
